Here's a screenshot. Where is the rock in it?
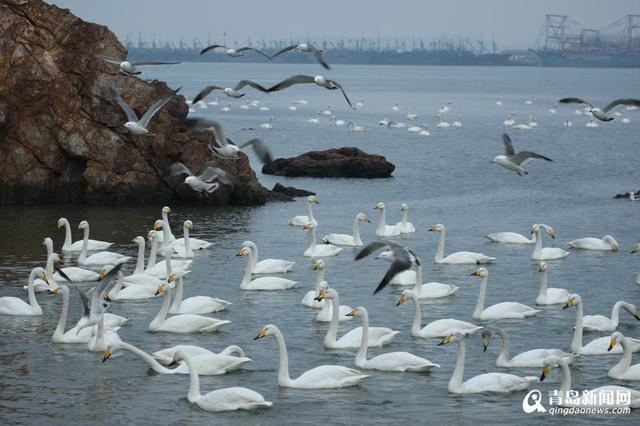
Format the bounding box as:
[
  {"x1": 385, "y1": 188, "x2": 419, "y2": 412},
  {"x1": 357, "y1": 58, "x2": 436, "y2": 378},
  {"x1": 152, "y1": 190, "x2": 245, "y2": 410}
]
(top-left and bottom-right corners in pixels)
[
  {"x1": 262, "y1": 147, "x2": 395, "y2": 178},
  {"x1": 614, "y1": 190, "x2": 639, "y2": 199},
  {"x1": 272, "y1": 183, "x2": 315, "y2": 197},
  {"x1": 0, "y1": 0, "x2": 270, "y2": 205}
]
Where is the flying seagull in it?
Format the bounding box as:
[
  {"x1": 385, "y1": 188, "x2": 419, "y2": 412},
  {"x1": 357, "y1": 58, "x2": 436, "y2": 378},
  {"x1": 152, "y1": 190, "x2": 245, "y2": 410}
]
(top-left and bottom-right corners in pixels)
[
  {"x1": 491, "y1": 133, "x2": 552, "y2": 176},
  {"x1": 96, "y1": 56, "x2": 180, "y2": 76},
  {"x1": 192, "y1": 80, "x2": 269, "y2": 103},
  {"x1": 355, "y1": 241, "x2": 419, "y2": 294},
  {"x1": 109, "y1": 88, "x2": 174, "y2": 135},
  {"x1": 200, "y1": 44, "x2": 270, "y2": 59},
  {"x1": 558, "y1": 98, "x2": 640, "y2": 122},
  {"x1": 267, "y1": 75, "x2": 354, "y2": 109},
  {"x1": 75, "y1": 263, "x2": 123, "y2": 333},
  {"x1": 270, "y1": 42, "x2": 330, "y2": 70},
  {"x1": 170, "y1": 162, "x2": 238, "y2": 195}
]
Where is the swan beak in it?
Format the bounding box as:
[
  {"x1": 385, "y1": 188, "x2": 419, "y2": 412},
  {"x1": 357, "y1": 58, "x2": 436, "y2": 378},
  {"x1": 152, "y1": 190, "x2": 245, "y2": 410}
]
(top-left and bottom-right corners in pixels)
[
  {"x1": 437, "y1": 335, "x2": 452, "y2": 346},
  {"x1": 314, "y1": 288, "x2": 327, "y2": 301},
  {"x1": 236, "y1": 247, "x2": 247, "y2": 257},
  {"x1": 470, "y1": 270, "x2": 480, "y2": 276},
  {"x1": 548, "y1": 229, "x2": 556, "y2": 239},
  {"x1": 632, "y1": 248, "x2": 639, "y2": 254},
  {"x1": 167, "y1": 274, "x2": 175, "y2": 283},
  {"x1": 155, "y1": 284, "x2": 165, "y2": 296},
  {"x1": 396, "y1": 295, "x2": 406, "y2": 306},
  {"x1": 99, "y1": 271, "x2": 106, "y2": 281},
  {"x1": 562, "y1": 298, "x2": 574, "y2": 309},
  {"x1": 608, "y1": 337, "x2": 617, "y2": 352},
  {"x1": 346, "y1": 308, "x2": 357, "y2": 317},
  {"x1": 540, "y1": 366, "x2": 549, "y2": 381},
  {"x1": 428, "y1": 225, "x2": 436, "y2": 232},
  {"x1": 168, "y1": 357, "x2": 178, "y2": 366},
  {"x1": 312, "y1": 261, "x2": 322, "y2": 270},
  {"x1": 153, "y1": 223, "x2": 160, "y2": 231},
  {"x1": 311, "y1": 197, "x2": 319, "y2": 204},
  {"x1": 188, "y1": 223, "x2": 193, "y2": 230},
  {"x1": 102, "y1": 349, "x2": 112, "y2": 363},
  {"x1": 146, "y1": 231, "x2": 153, "y2": 240},
  {"x1": 49, "y1": 287, "x2": 61, "y2": 295},
  {"x1": 254, "y1": 328, "x2": 267, "y2": 340},
  {"x1": 56, "y1": 223, "x2": 61, "y2": 229},
  {"x1": 364, "y1": 216, "x2": 371, "y2": 223},
  {"x1": 482, "y1": 337, "x2": 489, "y2": 352},
  {"x1": 103, "y1": 293, "x2": 111, "y2": 302}
]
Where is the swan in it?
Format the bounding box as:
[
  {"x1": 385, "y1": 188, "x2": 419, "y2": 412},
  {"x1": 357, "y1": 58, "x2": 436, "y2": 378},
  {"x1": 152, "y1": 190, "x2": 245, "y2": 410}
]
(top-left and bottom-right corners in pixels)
[
  {"x1": 254, "y1": 324, "x2": 369, "y2": 388},
  {"x1": 171, "y1": 220, "x2": 196, "y2": 258},
  {"x1": 86, "y1": 314, "x2": 121, "y2": 352},
  {"x1": 397, "y1": 289, "x2": 482, "y2": 338},
  {"x1": 302, "y1": 260, "x2": 327, "y2": 308},
  {"x1": 171, "y1": 221, "x2": 212, "y2": 252},
  {"x1": 289, "y1": 195, "x2": 319, "y2": 227},
  {"x1": 374, "y1": 202, "x2": 401, "y2": 237},
  {"x1": 347, "y1": 122, "x2": 368, "y2": 132},
  {"x1": 105, "y1": 271, "x2": 161, "y2": 301},
  {"x1": 172, "y1": 349, "x2": 272, "y2": 412},
  {"x1": 567, "y1": 235, "x2": 619, "y2": 251},
  {"x1": 564, "y1": 120, "x2": 573, "y2": 127},
  {"x1": 260, "y1": 117, "x2": 274, "y2": 129},
  {"x1": 395, "y1": 203, "x2": 415, "y2": 234},
  {"x1": 484, "y1": 231, "x2": 535, "y2": 244},
  {"x1": 0, "y1": 267, "x2": 46, "y2": 316},
  {"x1": 410, "y1": 264, "x2": 458, "y2": 299},
  {"x1": 316, "y1": 288, "x2": 398, "y2": 348},
  {"x1": 155, "y1": 206, "x2": 176, "y2": 243},
  {"x1": 302, "y1": 223, "x2": 342, "y2": 257},
  {"x1": 564, "y1": 294, "x2": 640, "y2": 355},
  {"x1": 149, "y1": 280, "x2": 230, "y2": 333},
  {"x1": 57, "y1": 217, "x2": 112, "y2": 253},
  {"x1": 503, "y1": 114, "x2": 515, "y2": 126},
  {"x1": 608, "y1": 332, "x2": 640, "y2": 380},
  {"x1": 436, "y1": 115, "x2": 450, "y2": 128},
  {"x1": 512, "y1": 123, "x2": 532, "y2": 130},
  {"x1": 482, "y1": 327, "x2": 574, "y2": 368},
  {"x1": 77, "y1": 221, "x2": 130, "y2": 267},
  {"x1": 103, "y1": 341, "x2": 251, "y2": 375},
  {"x1": 535, "y1": 262, "x2": 569, "y2": 305},
  {"x1": 439, "y1": 332, "x2": 537, "y2": 394},
  {"x1": 452, "y1": 116, "x2": 463, "y2": 127},
  {"x1": 429, "y1": 224, "x2": 496, "y2": 264},
  {"x1": 153, "y1": 344, "x2": 247, "y2": 365},
  {"x1": 322, "y1": 213, "x2": 370, "y2": 246},
  {"x1": 530, "y1": 224, "x2": 569, "y2": 260},
  {"x1": 143, "y1": 233, "x2": 191, "y2": 278},
  {"x1": 582, "y1": 300, "x2": 639, "y2": 332},
  {"x1": 349, "y1": 307, "x2": 440, "y2": 372},
  {"x1": 238, "y1": 246, "x2": 297, "y2": 290},
  {"x1": 541, "y1": 355, "x2": 640, "y2": 408},
  {"x1": 240, "y1": 240, "x2": 295, "y2": 274},
  {"x1": 43, "y1": 237, "x2": 100, "y2": 282},
  {"x1": 315, "y1": 282, "x2": 352, "y2": 322},
  {"x1": 120, "y1": 236, "x2": 162, "y2": 287},
  {"x1": 471, "y1": 268, "x2": 541, "y2": 320},
  {"x1": 29, "y1": 252, "x2": 61, "y2": 292},
  {"x1": 168, "y1": 274, "x2": 231, "y2": 315}
]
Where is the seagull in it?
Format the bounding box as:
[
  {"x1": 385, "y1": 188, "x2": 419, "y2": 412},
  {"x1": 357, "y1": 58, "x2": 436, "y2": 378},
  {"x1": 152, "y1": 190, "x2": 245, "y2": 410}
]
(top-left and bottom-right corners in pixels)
[
  {"x1": 355, "y1": 241, "x2": 419, "y2": 294},
  {"x1": 192, "y1": 80, "x2": 269, "y2": 103},
  {"x1": 109, "y1": 88, "x2": 174, "y2": 135},
  {"x1": 491, "y1": 134, "x2": 552, "y2": 176},
  {"x1": 267, "y1": 75, "x2": 354, "y2": 109},
  {"x1": 170, "y1": 162, "x2": 237, "y2": 195},
  {"x1": 558, "y1": 98, "x2": 640, "y2": 122},
  {"x1": 75, "y1": 264, "x2": 123, "y2": 333},
  {"x1": 96, "y1": 56, "x2": 180, "y2": 76},
  {"x1": 270, "y1": 42, "x2": 330, "y2": 70},
  {"x1": 200, "y1": 44, "x2": 270, "y2": 59}
]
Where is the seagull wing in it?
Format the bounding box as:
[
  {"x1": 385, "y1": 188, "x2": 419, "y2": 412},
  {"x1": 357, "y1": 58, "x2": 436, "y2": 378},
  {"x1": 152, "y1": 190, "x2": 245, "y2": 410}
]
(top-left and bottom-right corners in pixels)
[
  {"x1": 96, "y1": 55, "x2": 123, "y2": 65},
  {"x1": 54, "y1": 266, "x2": 72, "y2": 282},
  {"x1": 309, "y1": 44, "x2": 330, "y2": 70},
  {"x1": 270, "y1": 44, "x2": 298, "y2": 58},
  {"x1": 267, "y1": 75, "x2": 316, "y2": 92},
  {"x1": 139, "y1": 94, "x2": 173, "y2": 127},
  {"x1": 239, "y1": 138, "x2": 273, "y2": 164},
  {"x1": 511, "y1": 151, "x2": 553, "y2": 165},
  {"x1": 355, "y1": 241, "x2": 390, "y2": 261},
  {"x1": 209, "y1": 119, "x2": 230, "y2": 147},
  {"x1": 90, "y1": 264, "x2": 122, "y2": 316},
  {"x1": 200, "y1": 44, "x2": 228, "y2": 55},
  {"x1": 327, "y1": 79, "x2": 355, "y2": 109},
  {"x1": 179, "y1": 117, "x2": 217, "y2": 130},
  {"x1": 109, "y1": 88, "x2": 139, "y2": 122},
  {"x1": 76, "y1": 286, "x2": 90, "y2": 318},
  {"x1": 234, "y1": 80, "x2": 269, "y2": 93},
  {"x1": 132, "y1": 61, "x2": 181, "y2": 66},
  {"x1": 198, "y1": 167, "x2": 239, "y2": 186},
  {"x1": 236, "y1": 47, "x2": 271, "y2": 59},
  {"x1": 558, "y1": 97, "x2": 592, "y2": 108},
  {"x1": 375, "y1": 255, "x2": 413, "y2": 294},
  {"x1": 502, "y1": 133, "x2": 516, "y2": 156},
  {"x1": 602, "y1": 98, "x2": 640, "y2": 113},
  {"x1": 169, "y1": 162, "x2": 193, "y2": 177},
  {"x1": 192, "y1": 85, "x2": 224, "y2": 104}
]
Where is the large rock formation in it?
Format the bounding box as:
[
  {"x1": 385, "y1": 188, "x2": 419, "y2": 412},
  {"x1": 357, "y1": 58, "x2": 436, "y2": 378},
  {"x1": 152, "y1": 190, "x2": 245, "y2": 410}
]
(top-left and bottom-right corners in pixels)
[
  {"x1": 262, "y1": 147, "x2": 395, "y2": 178},
  {"x1": 0, "y1": 0, "x2": 272, "y2": 205}
]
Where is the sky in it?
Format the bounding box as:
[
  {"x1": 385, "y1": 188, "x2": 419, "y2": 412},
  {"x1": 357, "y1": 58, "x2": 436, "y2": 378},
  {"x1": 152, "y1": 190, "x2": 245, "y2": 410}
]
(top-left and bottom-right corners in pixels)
[{"x1": 48, "y1": 0, "x2": 639, "y2": 50}]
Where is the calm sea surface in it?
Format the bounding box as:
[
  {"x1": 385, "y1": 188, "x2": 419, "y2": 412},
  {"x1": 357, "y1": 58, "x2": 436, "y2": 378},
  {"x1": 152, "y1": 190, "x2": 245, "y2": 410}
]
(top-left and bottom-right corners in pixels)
[{"x1": 1, "y1": 63, "x2": 639, "y2": 425}]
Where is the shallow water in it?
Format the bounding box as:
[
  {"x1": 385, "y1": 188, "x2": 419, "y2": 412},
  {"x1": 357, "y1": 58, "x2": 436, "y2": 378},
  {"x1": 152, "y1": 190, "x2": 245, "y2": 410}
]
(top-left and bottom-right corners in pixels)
[{"x1": 1, "y1": 63, "x2": 639, "y2": 425}]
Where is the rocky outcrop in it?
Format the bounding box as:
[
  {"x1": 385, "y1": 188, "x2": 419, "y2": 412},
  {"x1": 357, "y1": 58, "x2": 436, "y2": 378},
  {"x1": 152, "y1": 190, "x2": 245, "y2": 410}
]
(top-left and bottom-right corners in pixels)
[
  {"x1": 0, "y1": 0, "x2": 269, "y2": 205},
  {"x1": 272, "y1": 183, "x2": 315, "y2": 197},
  {"x1": 262, "y1": 147, "x2": 395, "y2": 178}
]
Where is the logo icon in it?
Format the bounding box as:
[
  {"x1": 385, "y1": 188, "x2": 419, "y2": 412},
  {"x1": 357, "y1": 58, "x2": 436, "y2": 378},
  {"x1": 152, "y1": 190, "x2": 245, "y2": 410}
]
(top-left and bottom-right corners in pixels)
[{"x1": 523, "y1": 390, "x2": 547, "y2": 413}]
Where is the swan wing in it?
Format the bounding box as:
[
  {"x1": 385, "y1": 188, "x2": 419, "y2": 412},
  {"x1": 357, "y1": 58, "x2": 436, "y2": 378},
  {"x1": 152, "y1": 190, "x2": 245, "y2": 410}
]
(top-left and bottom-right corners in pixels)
[
  {"x1": 463, "y1": 373, "x2": 536, "y2": 393},
  {"x1": 294, "y1": 365, "x2": 367, "y2": 388}
]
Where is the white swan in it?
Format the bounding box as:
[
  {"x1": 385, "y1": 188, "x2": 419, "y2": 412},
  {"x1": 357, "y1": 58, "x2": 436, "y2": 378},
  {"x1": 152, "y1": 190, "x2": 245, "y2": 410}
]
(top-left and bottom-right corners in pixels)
[
  {"x1": 169, "y1": 212, "x2": 212, "y2": 250},
  {"x1": 484, "y1": 231, "x2": 535, "y2": 244},
  {"x1": 389, "y1": 269, "x2": 417, "y2": 285},
  {"x1": 121, "y1": 236, "x2": 162, "y2": 287},
  {"x1": 374, "y1": 202, "x2": 401, "y2": 237},
  {"x1": 149, "y1": 280, "x2": 230, "y2": 333},
  {"x1": 349, "y1": 307, "x2": 439, "y2": 372},
  {"x1": 564, "y1": 294, "x2": 640, "y2": 355},
  {"x1": 322, "y1": 213, "x2": 370, "y2": 246},
  {"x1": 86, "y1": 314, "x2": 121, "y2": 352},
  {"x1": 397, "y1": 289, "x2": 482, "y2": 338},
  {"x1": 77, "y1": 221, "x2": 130, "y2": 267},
  {"x1": 289, "y1": 195, "x2": 319, "y2": 227},
  {"x1": 43, "y1": 237, "x2": 100, "y2": 282},
  {"x1": 103, "y1": 341, "x2": 251, "y2": 375},
  {"x1": 439, "y1": 332, "x2": 537, "y2": 394},
  {"x1": 503, "y1": 114, "x2": 515, "y2": 126},
  {"x1": 143, "y1": 233, "x2": 191, "y2": 278},
  {"x1": 170, "y1": 220, "x2": 196, "y2": 258},
  {"x1": 482, "y1": 327, "x2": 574, "y2": 368},
  {"x1": 608, "y1": 332, "x2": 640, "y2": 380},
  {"x1": 541, "y1": 355, "x2": 640, "y2": 408},
  {"x1": 105, "y1": 271, "x2": 161, "y2": 301},
  {"x1": 240, "y1": 240, "x2": 295, "y2": 274},
  {"x1": 238, "y1": 246, "x2": 297, "y2": 290},
  {"x1": 153, "y1": 344, "x2": 246, "y2": 365},
  {"x1": 57, "y1": 217, "x2": 112, "y2": 253},
  {"x1": 154, "y1": 206, "x2": 176, "y2": 243},
  {"x1": 535, "y1": 262, "x2": 569, "y2": 305},
  {"x1": 303, "y1": 223, "x2": 342, "y2": 257},
  {"x1": 315, "y1": 282, "x2": 352, "y2": 322},
  {"x1": 582, "y1": 300, "x2": 639, "y2": 332},
  {"x1": 29, "y1": 252, "x2": 61, "y2": 292},
  {"x1": 168, "y1": 274, "x2": 231, "y2": 315},
  {"x1": 530, "y1": 224, "x2": 569, "y2": 260},
  {"x1": 316, "y1": 288, "x2": 398, "y2": 348},
  {"x1": 0, "y1": 267, "x2": 46, "y2": 316},
  {"x1": 471, "y1": 268, "x2": 541, "y2": 320},
  {"x1": 394, "y1": 203, "x2": 416, "y2": 234},
  {"x1": 302, "y1": 260, "x2": 327, "y2": 308},
  {"x1": 173, "y1": 349, "x2": 272, "y2": 412},
  {"x1": 567, "y1": 235, "x2": 619, "y2": 251},
  {"x1": 255, "y1": 324, "x2": 369, "y2": 388},
  {"x1": 429, "y1": 224, "x2": 496, "y2": 264},
  {"x1": 410, "y1": 264, "x2": 458, "y2": 299}
]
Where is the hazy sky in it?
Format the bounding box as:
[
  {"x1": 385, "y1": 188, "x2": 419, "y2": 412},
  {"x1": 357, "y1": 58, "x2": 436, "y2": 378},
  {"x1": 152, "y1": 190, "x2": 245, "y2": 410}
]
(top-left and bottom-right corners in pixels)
[{"x1": 49, "y1": 0, "x2": 639, "y2": 49}]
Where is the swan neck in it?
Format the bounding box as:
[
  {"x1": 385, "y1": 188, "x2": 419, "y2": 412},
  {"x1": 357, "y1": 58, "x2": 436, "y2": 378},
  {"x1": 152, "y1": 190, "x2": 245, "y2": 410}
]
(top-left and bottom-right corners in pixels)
[
  {"x1": 315, "y1": 270, "x2": 325, "y2": 290},
  {"x1": 533, "y1": 230, "x2": 543, "y2": 256},
  {"x1": 53, "y1": 287, "x2": 69, "y2": 338},
  {"x1": 377, "y1": 209, "x2": 386, "y2": 233},
  {"x1": 183, "y1": 226, "x2": 192, "y2": 258},
  {"x1": 134, "y1": 240, "x2": 145, "y2": 274},
  {"x1": 242, "y1": 254, "x2": 253, "y2": 285},
  {"x1": 401, "y1": 210, "x2": 408, "y2": 226},
  {"x1": 79, "y1": 225, "x2": 89, "y2": 261},
  {"x1": 170, "y1": 277, "x2": 184, "y2": 311},
  {"x1": 181, "y1": 352, "x2": 201, "y2": 402},
  {"x1": 558, "y1": 358, "x2": 571, "y2": 394},
  {"x1": 306, "y1": 201, "x2": 315, "y2": 222},
  {"x1": 537, "y1": 270, "x2": 548, "y2": 300},
  {"x1": 610, "y1": 302, "x2": 624, "y2": 326},
  {"x1": 473, "y1": 276, "x2": 488, "y2": 319},
  {"x1": 412, "y1": 266, "x2": 423, "y2": 293},
  {"x1": 435, "y1": 230, "x2": 446, "y2": 262},
  {"x1": 410, "y1": 294, "x2": 422, "y2": 335},
  {"x1": 162, "y1": 211, "x2": 175, "y2": 240},
  {"x1": 45, "y1": 254, "x2": 54, "y2": 276},
  {"x1": 326, "y1": 294, "x2": 340, "y2": 343},
  {"x1": 122, "y1": 342, "x2": 172, "y2": 374},
  {"x1": 307, "y1": 227, "x2": 317, "y2": 251},
  {"x1": 150, "y1": 286, "x2": 172, "y2": 328},
  {"x1": 571, "y1": 302, "x2": 584, "y2": 353},
  {"x1": 352, "y1": 217, "x2": 361, "y2": 245},
  {"x1": 450, "y1": 337, "x2": 466, "y2": 391},
  {"x1": 110, "y1": 275, "x2": 124, "y2": 298},
  {"x1": 356, "y1": 311, "x2": 370, "y2": 364},
  {"x1": 147, "y1": 237, "x2": 158, "y2": 268},
  {"x1": 273, "y1": 328, "x2": 291, "y2": 385},
  {"x1": 249, "y1": 243, "x2": 259, "y2": 270},
  {"x1": 63, "y1": 221, "x2": 72, "y2": 249},
  {"x1": 27, "y1": 269, "x2": 40, "y2": 310},
  {"x1": 613, "y1": 339, "x2": 633, "y2": 372},
  {"x1": 495, "y1": 329, "x2": 511, "y2": 363}
]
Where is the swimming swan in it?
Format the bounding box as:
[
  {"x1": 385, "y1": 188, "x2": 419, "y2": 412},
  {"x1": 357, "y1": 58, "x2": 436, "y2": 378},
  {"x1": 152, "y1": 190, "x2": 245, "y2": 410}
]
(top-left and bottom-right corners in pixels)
[
  {"x1": 322, "y1": 213, "x2": 370, "y2": 246},
  {"x1": 240, "y1": 240, "x2": 295, "y2": 274},
  {"x1": 535, "y1": 262, "x2": 569, "y2": 305},
  {"x1": 57, "y1": 217, "x2": 112, "y2": 253},
  {"x1": 530, "y1": 224, "x2": 569, "y2": 260},
  {"x1": 567, "y1": 235, "x2": 619, "y2": 251},
  {"x1": 582, "y1": 300, "x2": 639, "y2": 332},
  {"x1": 374, "y1": 202, "x2": 401, "y2": 237},
  {"x1": 470, "y1": 268, "x2": 541, "y2": 320},
  {"x1": 607, "y1": 332, "x2": 640, "y2": 380},
  {"x1": 395, "y1": 203, "x2": 416, "y2": 234},
  {"x1": 429, "y1": 224, "x2": 496, "y2": 264},
  {"x1": 0, "y1": 267, "x2": 46, "y2": 316},
  {"x1": 302, "y1": 223, "x2": 342, "y2": 257},
  {"x1": 289, "y1": 195, "x2": 319, "y2": 227},
  {"x1": 238, "y1": 246, "x2": 297, "y2": 290}
]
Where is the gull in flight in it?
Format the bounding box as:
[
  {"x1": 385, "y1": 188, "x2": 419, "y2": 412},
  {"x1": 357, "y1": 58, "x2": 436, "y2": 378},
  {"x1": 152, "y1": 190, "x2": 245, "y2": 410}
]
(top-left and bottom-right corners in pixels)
[
  {"x1": 96, "y1": 56, "x2": 180, "y2": 76},
  {"x1": 192, "y1": 80, "x2": 269, "y2": 103},
  {"x1": 267, "y1": 75, "x2": 354, "y2": 109},
  {"x1": 558, "y1": 98, "x2": 640, "y2": 122},
  {"x1": 355, "y1": 241, "x2": 419, "y2": 294},
  {"x1": 110, "y1": 88, "x2": 174, "y2": 135},
  {"x1": 200, "y1": 44, "x2": 270, "y2": 59},
  {"x1": 270, "y1": 42, "x2": 330, "y2": 70},
  {"x1": 75, "y1": 264, "x2": 123, "y2": 333},
  {"x1": 170, "y1": 162, "x2": 238, "y2": 195},
  {"x1": 491, "y1": 133, "x2": 552, "y2": 176}
]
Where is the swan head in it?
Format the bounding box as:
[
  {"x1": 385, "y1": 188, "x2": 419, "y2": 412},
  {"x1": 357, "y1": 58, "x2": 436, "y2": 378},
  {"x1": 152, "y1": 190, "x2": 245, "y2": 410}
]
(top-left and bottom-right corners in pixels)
[
  {"x1": 356, "y1": 213, "x2": 371, "y2": 223},
  {"x1": 32, "y1": 268, "x2": 47, "y2": 283},
  {"x1": 184, "y1": 220, "x2": 193, "y2": 230},
  {"x1": 437, "y1": 332, "x2": 464, "y2": 346},
  {"x1": 313, "y1": 260, "x2": 324, "y2": 270},
  {"x1": 562, "y1": 293, "x2": 581, "y2": 310},
  {"x1": 78, "y1": 220, "x2": 89, "y2": 230},
  {"x1": 471, "y1": 267, "x2": 488, "y2": 278},
  {"x1": 56, "y1": 218, "x2": 68, "y2": 229},
  {"x1": 602, "y1": 235, "x2": 619, "y2": 250},
  {"x1": 346, "y1": 306, "x2": 365, "y2": 318},
  {"x1": 302, "y1": 223, "x2": 316, "y2": 230},
  {"x1": 132, "y1": 236, "x2": 145, "y2": 245},
  {"x1": 254, "y1": 324, "x2": 278, "y2": 340},
  {"x1": 374, "y1": 202, "x2": 385, "y2": 211},
  {"x1": 540, "y1": 356, "x2": 563, "y2": 381},
  {"x1": 481, "y1": 328, "x2": 493, "y2": 352},
  {"x1": 162, "y1": 206, "x2": 171, "y2": 214},
  {"x1": 153, "y1": 219, "x2": 164, "y2": 231},
  {"x1": 236, "y1": 246, "x2": 251, "y2": 257},
  {"x1": 608, "y1": 331, "x2": 625, "y2": 352},
  {"x1": 397, "y1": 290, "x2": 416, "y2": 306},
  {"x1": 400, "y1": 203, "x2": 408, "y2": 212},
  {"x1": 147, "y1": 230, "x2": 158, "y2": 241},
  {"x1": 537, "y1": 262, "x2": 548, "y2": 272},
  {"x1": 307, "y1": 195, "x2": 319, "y2": 204},
  {"x1": 42, "y1": 237, "x2": 53, "y2": 249},
  {"x1": 632, "y1": 244, "x2": 640, "y2": 254},
  {"x1": 314, "y1": 288, "x2": 327, "y2": 301},
  {"x1": 530, "y1": 224, "x2": 540, "y2": 235},
  {"x1": 429, "y1": 224, "x2": 444, "y2": 233}
]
